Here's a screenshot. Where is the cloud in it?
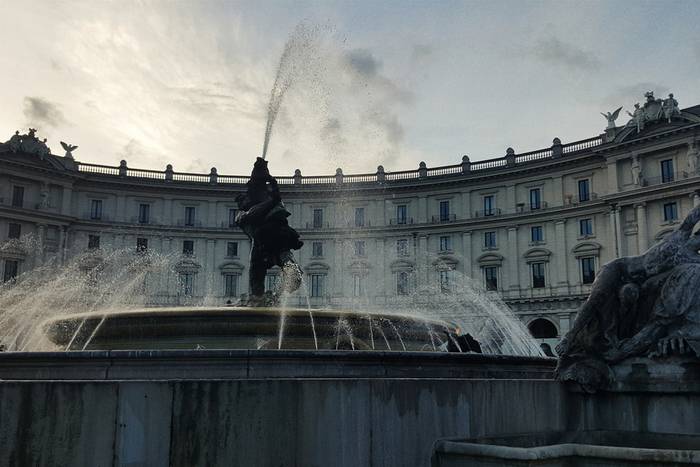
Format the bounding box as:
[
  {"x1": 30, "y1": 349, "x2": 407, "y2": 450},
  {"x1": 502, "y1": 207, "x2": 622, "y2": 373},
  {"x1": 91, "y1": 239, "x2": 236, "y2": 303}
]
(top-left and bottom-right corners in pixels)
[
  {"x1": 344, "y1": 49, "x2": 381, "y2": 77},
  {"x1": 23, "y1": 97, "x2": 67, "y2": 128},
  {"x1": 530, "y1": 37, "x2": 601, "y2": 70}
]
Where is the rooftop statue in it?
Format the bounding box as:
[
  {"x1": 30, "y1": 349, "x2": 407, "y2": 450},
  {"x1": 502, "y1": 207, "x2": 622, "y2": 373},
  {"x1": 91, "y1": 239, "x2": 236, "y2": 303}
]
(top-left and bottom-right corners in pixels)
[
  {"x1": 235, "y1": 157, "x2": 303, "y2": 306},
  {"x1": 4, "y1": 128, "x2": 52, "y2": 159},
  {"x1": 60, "y1": 141, "x2": 78, "y2": 159},
  {"x1": 600, "y1": 106, "x2": 622, "y2": 130},
  {"x1": 624, "y1": 91, "x2": 682, "y2": 133},
  {"x1": 556, "y1": 205, "x2": 700, "y2": 391}
]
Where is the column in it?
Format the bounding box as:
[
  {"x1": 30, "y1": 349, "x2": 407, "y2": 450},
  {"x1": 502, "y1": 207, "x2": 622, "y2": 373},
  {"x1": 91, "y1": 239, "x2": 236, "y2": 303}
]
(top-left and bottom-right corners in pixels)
[
  {"x1": 116, "y1": 195, "x2": 126, "y2": 222},
  {"x1": 606, "y1": 160, "x2": 619, "y2": 195},
  {"x1": 207, "y1": 201, "x2": 217, "y2": 228},
  {"x1": 384, "y1": 199, "x2": 392, "y2": 225},
  {"x1": 461, "y1": 191, "x2": 471, "y2": 219},
  {"x1": 614, "y1": 208, "x2": 622, "y2": 257},
  {"x1": 36, "y1": 224, "x2": 47, "y2": 266},
  {"x1": 609, "y1": 208, "x2": 620, "y2": 258},
  {"x1": 418, "y1": 196, "x2": 428, "y2": 223},
  {"x1": 206, "y1": 238, "x2": 217, "y2": 301},
  {"x1": 375, "y1": 238, "x2": 385, "y2": 302},
  {"x1": 506, "y1": 185, "x2": 516, "y2": 213},
  {"x1": 333, "y1": 239, "x2": 343, "y2": 297},
  {"x1": 554, "y1": 220, "x2": 568, "y2": 290},
  {"x1": 461, "y1": 231, "x2": 472, "y2": 279},
  {"x1": 61, "y1": 186, "x2": 72, "y2": 215},
  {"x1": 417, "y1": 234, "x2": 429, "y2": 291},
  {"x1": 635, "y1": 203, "x2": 648, "y2": 253},
  {"x1": 506, "y1": 226, "x2": 519, "y2": 292},
  {"x1": 163, "y1": 198, "x2": 173, "y2": 225},
  {"x1": 551, "y1": 176, "x2": 564, "y2": 207},
  {"x1": 58, "y1": 226, "x2": 66, "y2": 264}
]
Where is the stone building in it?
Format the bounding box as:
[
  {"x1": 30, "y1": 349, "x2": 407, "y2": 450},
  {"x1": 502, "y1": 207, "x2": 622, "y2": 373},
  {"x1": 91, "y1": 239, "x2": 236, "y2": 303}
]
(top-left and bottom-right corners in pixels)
[{"x1": 1, "y1": 91, "x2": 699, "y2": 348}]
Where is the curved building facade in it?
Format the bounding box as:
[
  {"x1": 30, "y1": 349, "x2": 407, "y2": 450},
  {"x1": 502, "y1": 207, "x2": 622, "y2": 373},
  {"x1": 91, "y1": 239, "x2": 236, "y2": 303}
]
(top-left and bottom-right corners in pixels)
[{"x1": 2, "y1": 94, "x2": 700, "y2": 347}]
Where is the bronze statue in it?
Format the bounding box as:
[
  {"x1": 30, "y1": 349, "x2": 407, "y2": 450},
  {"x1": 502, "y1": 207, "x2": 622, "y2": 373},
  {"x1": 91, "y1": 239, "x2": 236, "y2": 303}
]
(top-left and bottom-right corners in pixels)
[{"x1": 235, "y1": 157, "x2": 303, "y2": 305}]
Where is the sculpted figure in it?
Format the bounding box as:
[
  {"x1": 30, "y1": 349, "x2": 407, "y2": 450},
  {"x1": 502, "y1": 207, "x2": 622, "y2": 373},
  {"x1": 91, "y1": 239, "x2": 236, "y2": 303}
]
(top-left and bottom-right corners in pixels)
[
  {"x1": 662, "y1": 93, "x2": 680, "y2": 123},
  {"x1": 60, "y1": 141, "x2": 78, "y2": 159},
  {"x1": 557, "y1": 205, "x2": 700, "y2": 390},
  {"x1": 600, "y1": 106, "x2": 622, "y2": 130},
  {"x1": 7, "y1": 131, "x2": 22, "y2": 152},
  {"x1": 626, "y1": 103, "x2": 645, "y2": 133},
  {"x1": 235, "y1": 157, "x2": 303, "y2": 304}
]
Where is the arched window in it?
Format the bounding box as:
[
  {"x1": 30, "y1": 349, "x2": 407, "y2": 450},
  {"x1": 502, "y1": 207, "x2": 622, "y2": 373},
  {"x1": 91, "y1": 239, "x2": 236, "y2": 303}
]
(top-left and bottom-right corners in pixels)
[{"x1": 528, "y1": 318, "x2": 558, "y2": 339}]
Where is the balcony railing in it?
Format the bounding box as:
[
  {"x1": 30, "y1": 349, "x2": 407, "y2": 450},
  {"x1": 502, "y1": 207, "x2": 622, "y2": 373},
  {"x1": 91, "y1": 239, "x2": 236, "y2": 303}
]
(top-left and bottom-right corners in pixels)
[
  {"x1": 432, "y1": 214, "x2": 457, "y2": 223},
  {"x1": 473, "y1": 208, "x2": 503, "y2": 218},
  {"x1": 389, "y1": 217, "x2": 414, "y2": 225},
  {"x1": 641, "y1": 171, "x2": 689, "y2": 187},
  {"x1": 73, "y1": 134, "x2": 605, "y2": 187}
]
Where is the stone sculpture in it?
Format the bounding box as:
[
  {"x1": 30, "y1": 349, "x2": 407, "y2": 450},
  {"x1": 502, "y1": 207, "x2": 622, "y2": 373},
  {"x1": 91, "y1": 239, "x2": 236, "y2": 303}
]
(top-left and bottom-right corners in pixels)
[
  {"x1": 60, "y1": 141, "x2": 78, "y2": 159},
  {"x1": 624, "y1": 91, "x2": 682, "y2": 133},
  {"x1": 556, "y1": 204, "x2": 700, "y2": 391},
  {"x1": 235, "y1": 157, "x2": 303, "y2": 306},
  {"x1": 600, "y1": 106, "x2": 622, "y2": 130},
  {"x1": 3, "y1": 128, "x2": 51, "y2": 159},
  {"x1": 626, "y1": 103, "x2": 645, "y2": 133}
]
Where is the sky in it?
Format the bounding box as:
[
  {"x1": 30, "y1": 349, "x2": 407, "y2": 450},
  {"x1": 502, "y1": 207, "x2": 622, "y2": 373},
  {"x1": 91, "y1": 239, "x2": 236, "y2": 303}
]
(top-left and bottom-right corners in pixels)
[{"x1": 1, "y1": 0, "x2": 700, "y2": 176}]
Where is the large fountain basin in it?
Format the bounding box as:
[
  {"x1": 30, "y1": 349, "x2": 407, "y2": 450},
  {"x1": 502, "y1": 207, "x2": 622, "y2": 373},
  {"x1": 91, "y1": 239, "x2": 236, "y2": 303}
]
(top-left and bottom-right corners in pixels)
[{"x1": 43, "y1": 306, "x2": 462, "y2": 351}]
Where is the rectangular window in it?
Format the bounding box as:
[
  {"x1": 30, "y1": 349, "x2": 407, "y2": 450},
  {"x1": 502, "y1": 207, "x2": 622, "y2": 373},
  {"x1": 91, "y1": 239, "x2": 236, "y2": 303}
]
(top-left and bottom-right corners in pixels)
[
  {"x1": 354, "y1": 207, "x2": 365, "y2": 227},
  {"x1": 138, "y1": 204, "x2": 150, "y2": 224},
  {"x1": 90, "y1": 199, "x2": 103, "y2": 220},
  {"x1": 224, "y1": 274, "x2": 239, "y2": 297},
  {"x1": 578, "y1": 179, "x2": 590, "y2": 202},
  {"x1": 8, "y1": 223, "x2": 21, "y2": 239},
  {"x1": 439, "y1": 200, "x2": 450, "y2": 221},
  {"x1": 396, "y1": 239, "x2": 409, "y2": 256},
  {"x1": 310, "y1": 274, "x2": 324, "y2": 297},
  {"x1": 484, "y1": 231, "x2": 497, "y2": 248},
  {"x1": 11, "y1": 186, "x2": 24, "y2": 208},
  {"x1": 313, "y1": 208, "x2": 323, "y2": 228},
  {"x1": 531, "y1": 226, "x2": 543, "y2": 242},
  {"x1": 179, "y1": 273, "x2": 194, "y2": 296},
  {"x1": 661, "y1": 159, "x2": 674, "y2": 183},
  {"x1": 353, "y1": 274, "x2": 363, "y2": 297},
  {"x1": 183, "y1": 240, "x2": 194, "y2": 256},
  {"x1": 312, "y1": 241, "x2": 323, "y2": 257},
  {"x1": 483, "y1": 195, "x2": 495, "y2": 216},
  {"x1": 88, "y1": 235, "x2": 100, "y2": 249},
  {"x1": 529, "y1": 189, "x2": 541, "y2": 210},
  {"x1": 3, "y1": 259, "x2": 19, "y2": 282},
  {"x1": 439, "y1": 270, "x2": 451, "y2": 294},
  {"x1": 397, "y1": 271, "x2": 410, "y2": 296},
  {"x1": 136, "y1": 237, "x2": 148, "y2": 253},
  {"x1": 396, "y1": 205, "x2": 407, "y2": 224},
  {"x1": 580, "y1": 218, "x2": 593, "y2": 236},
  {"x1": 265, "y1": 274, "x2": 279, "y2": 292},
  {"x1": 354, "y1": 240, "x2": 366, "y2": 256},
  {"x1": 227, "y1": 242, "x2": 238, "y2": 257},
  {"x1": 663, "y1": 202, "x2": 678, "y2": 222},
  {"x1": 484, "y1": 266, "x2": 498, "y2": 291},
  {"x1": 581, "y1": 257, "x2": 596, "y2": 284},
  {"x1": 228, "y1": 208, "x2": 238, "y2": 228},
  {"x1": 532, "y1": 262, "x2": 546, "y2": 288},
  {"x1": 184, "y1": 207, "x2": 196, "y2": 226},
  {"x1": 439, "y1": 235, "x2": 452, "y2": 252}
]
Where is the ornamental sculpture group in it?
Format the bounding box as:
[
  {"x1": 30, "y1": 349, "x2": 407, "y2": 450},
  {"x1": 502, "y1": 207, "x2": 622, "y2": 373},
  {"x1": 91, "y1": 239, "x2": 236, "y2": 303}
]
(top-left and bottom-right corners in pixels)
[
  {"x1": 602, "y1": 90, "x2": 681, "y2": 133},
  {"x1": 556, "y1": 205, "x2": 700, "y2": 391}
]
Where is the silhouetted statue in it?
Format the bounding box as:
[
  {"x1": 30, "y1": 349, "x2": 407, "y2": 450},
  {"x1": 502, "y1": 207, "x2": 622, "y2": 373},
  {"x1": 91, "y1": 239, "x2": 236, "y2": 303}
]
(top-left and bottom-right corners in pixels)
[{"x1": 235, "y1": 157, "x2": 303, "y2": 305}]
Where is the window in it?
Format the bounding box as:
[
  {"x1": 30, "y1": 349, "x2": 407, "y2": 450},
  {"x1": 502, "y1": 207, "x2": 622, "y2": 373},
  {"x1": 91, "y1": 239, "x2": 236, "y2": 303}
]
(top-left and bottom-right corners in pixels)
[
  {"x1": 3, "y1": 260, "x2": 18, "y2": 282},
  {"x1": 312, "y1": 241, "x2": 323, "y2": 257},
  {"x1": 580, "y1": 218, "x2": 593, "y2": 236},
  {"x1": 397, "y1": 271, "x2": 410, "y2": 295},
  {"x1": 581, "y1": 257, "x2": 596, "y2": 284},
  {"x1": 484, "y1": 231, "x2": 497, "y2": 248},
  {"x1": 661, "y1": 159, "x2": 674, "y2": 183},
  {"x1": 439, "y1": 200, "x2": 450, "y2": 221},
  {"x1": 11, "y1": 186, "x2": 24, "y2": 208},
  {"x1": 136, "y1": 237, "x2": 148, "y2": 253},
  {"x1": 90, "y1": 199, "x2": 103, "y2": 220},
  {"x1": 138, "y1": 204, "x2": 150, "y2": 224},
  {"x1": 483, "y1": 195, "x2": 495, "y2": 216},
  {"x1": 265, "y1": 274, "x2": 279, "y2": 292},
  {"x1": 484, "y1": 266, "x2": 498, "y2": 291},
  {"x1": 228, "y1": 208, "x2": 238, "y2": 228},
  {"x1": 224, "y1": 274, "x2": 239, "y2": 297},
  {"x1": 663, "y1": 202, "x2": 678, "y2": 222},
  {"x1": 353, "y1": 274, "x2": 363, "y2": 297},
  {"x1": 8, "y1": 223, "x2": 21, "y2": 239},
  {"x1": 578, "y1": 179, "x2": 590, "y2": 202},
  {"x1": 354, "y1": 207, "x2": 365, "y2": 227},
  {"x1": 439, "y1": 235, "x2": 452, "y2": 252},
  {"x1": 396, "y1": 239, "x2": 409, "y2": 256},
  {"x1": 310, "y1": 274, "x2": 324, "y2": 297},
  {"x1": 532, "y1": 263, "x2": 545, "y2": 288},
  {"x1": 531, "y1": 226, "x2": 543, "y2": 243},
  {"x1": 313, "y1": 208, "x2": 323, "y2": 228},
  {"x1": 529, "y1": 189, "x2": 541, "y2": 210},
  {"x1": 439, "y1": 270, "x2": 452, "y2": 294},
  {"x1": 396, "y1": 205, "x2": 407, "y2": 224},
  {"x1": 88, "y1": 235, "x2": 100, "y2": 249},
  {"x1": 179, "y1": 273, "x2": 194, "y2": 296},
  {"x1": 184, "y1": 207, "x2": 196, "y2": 226},
  {"x1": 354, "y1": 240, "x2": 366, "y2": 256},
  {"x1": 183, "y1": 240, "x2": 194, "y2": 256},
  {"x1": 227, "y1": 242, "x2": 238, "y2": 257}
]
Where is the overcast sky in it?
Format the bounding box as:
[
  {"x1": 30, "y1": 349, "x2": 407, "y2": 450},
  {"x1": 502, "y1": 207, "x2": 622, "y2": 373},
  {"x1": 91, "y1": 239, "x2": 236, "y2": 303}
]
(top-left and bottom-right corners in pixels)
[{"x1": 2, "y1": 0, "x2": 699, "y2": 176}]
